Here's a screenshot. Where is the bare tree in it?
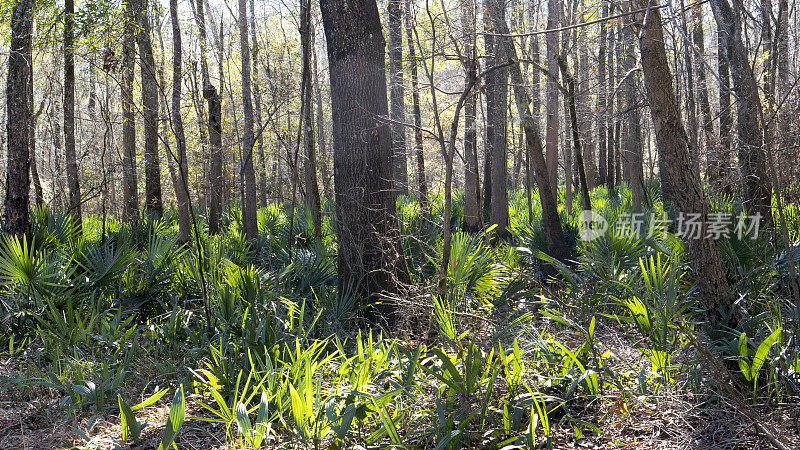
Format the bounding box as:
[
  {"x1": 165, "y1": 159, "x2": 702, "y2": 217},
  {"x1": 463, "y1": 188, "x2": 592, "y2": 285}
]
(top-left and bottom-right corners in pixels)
[
  {"x1": 170, "y1": 0, "x2": 192, "y2": 243},
  {"x1": 462, "y1": 0, "x2": 481, "y2": 232},
  {"x1": 388, "y1": 0, "x2": 408, "y2": 194},
  {"x1": 301, "y1": 0, "x2": 322, "y2": 240}
]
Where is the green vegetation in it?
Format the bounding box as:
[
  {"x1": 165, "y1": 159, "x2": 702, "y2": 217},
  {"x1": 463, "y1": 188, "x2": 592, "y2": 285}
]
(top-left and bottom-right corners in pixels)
[{"x1": 1, "y1": 187, "x2": 798, "y2": 448}]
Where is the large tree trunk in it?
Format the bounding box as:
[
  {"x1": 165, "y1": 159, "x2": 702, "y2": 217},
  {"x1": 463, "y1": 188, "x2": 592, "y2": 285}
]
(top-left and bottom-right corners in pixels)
[
  {"x1": 461, "y1": 0, "x2": 481, "y2": 232},
  {"x1": 545, "y1": 0, "x2": 561, "y2": 194},
  {"x1": 121, "y1": 0, "x2": 139, "y2": 223},
  {"x1": 710, "y1": 0, "x2": 773, "y2": 226},
  {"x1": 136, "y1": 0, "x2": 162, "y2": 218},
  {"x1": 493, "y1": 11, "x2": 567, "y2": 261},
  {"x1": 300, "y1": 0, "x2": 322, "y2": 241},
  {"x1": 170, "y1": 0, "x2": 192, "y2": 244},
  {"x1": 320, "y1": 0, "x2": 410, "y2": 324},
  {"x1": 64, "y1": 0, "x2": 82, "y2": 230},
  {"x1": 485, "y1": 0, "x2": 510, "y2": 239},
  {"x1": 483, "y1": 1, "x2": 508, "y2": 219},
  {"x1": 635, "y1": 0, "x2": 732, "y2": 325},
  {"x1": 239, "y1": 0, "x2": 259, "y2": 239},
  {"x1": 4, "y1": 0, "x2": 33, "y2": 238},
  {"x1": 405, "y1": 0, "x2": 428, "y2": 210},
  {"x1": 388, "y1": 0, "x2": 408, "y2": 194}
]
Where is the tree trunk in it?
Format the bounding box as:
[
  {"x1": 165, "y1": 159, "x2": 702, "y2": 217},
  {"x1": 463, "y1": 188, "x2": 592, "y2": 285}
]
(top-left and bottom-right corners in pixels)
[
  {"x1": 545, "y1": 0, "x2": 561, "y2": 195},
  {"x1": 680, "y1": 0, "x2": 699, "y2": 175},
  {"x1": 313, "y1": 32, "x2": 332, "y2": 200},
  {"x1": 388, "y1": 0, "x2": 408, "y2": 194},
  {"x1": 487, "y1": 0, "x2": 510, "y2": 240},
  {"x1": 249, "y1": 0, "x2": 268, "y2": 208},
  {"x1": 170, "y1": 0, "x2": 192, "y2": 244},
  {"x1": 622, "y1": 7, "x2": 644, "y2": 213},
  {"x1": 693, "y1": 3, "x2": 716, "y2": 183},
  {"x1": 712, "y1": 14, "x2": 732, "y2": 188},
  {"x1": 483, "y1": 1, "x2": 508, "y2": 219},
  {"x1": 635, "y1": 0, "x2": 732, "y2": 325},
  {"x1": 320, "y1": 0, "x2": 410, "y2": 324},
  {"x1": 239, "y1": 0, "x2": 259, "y2": 239},
  {"x1": 558, "y1": 58, "x2": 592, "y2": 212},
  {"x1": 606, "y1": 23, "x2": 615, "y2": 187},
  {"x1": 29, "y1": 71, "x2": 44, "y2": 206},
  {"x1": 4, "y1": 0, "x2": 33, "y2": 238},
  {"x1": 406, "y1": 0, "x2": 428, "y2": 210},
  {"x1": 301, "y1": 0, "x2": 322, "y2": 241},
  {"x1": 64, "y1": 0, "x2": 82, "y2": 229},
  {"x1": 597, "y1": 3, "x2": 607, "y2": 187},
  {"x1": 136, "y1": 0, "x2": 162, "y2": 218},
  {"x1": 710, "y1": 0, "x2": 773, "y2": 226},
  {"x1": 493, "y1": 11, "x2": 567, "y2": 261},
  {"x1": 462, "y1": 0, "x2": 481, "y2": 232},
  {"x1": 193, "y1": 0, "x2": 223, "y2": 234},
  {"x1": 121, "y1": 0, "x2": 139, "y2": 223},
  {"x1": 577, "y1": 24, "x2": 598, "y2": 189}
]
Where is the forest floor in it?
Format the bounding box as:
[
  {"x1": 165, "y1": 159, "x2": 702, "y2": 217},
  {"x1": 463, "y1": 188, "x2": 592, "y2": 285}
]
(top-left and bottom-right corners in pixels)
[{"x1": 1, "y1": 323, "x2": 799, "y2": 449}]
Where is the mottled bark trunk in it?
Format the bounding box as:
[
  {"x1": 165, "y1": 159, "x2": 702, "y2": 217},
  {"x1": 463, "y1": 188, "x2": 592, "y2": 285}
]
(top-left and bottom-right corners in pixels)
[
  {"x1": 462, "y1": 0, "x2": 481, "y2": 232},
  {"x1": 493, "y1": 11, "x2": 567, "y2": 261},
  {"x1": 623, "y1": 9, "x2": 644, "y2": 213},
  {"x1": 711, "y1": 0, "x2": 773, "y2": 226},
  {"x1": 635, "y1": 0, "x2": 732, "y2": 325},
  {"x1": 4, "y1": 0, "x2": 33, "y2": 238},
  {"x1": 388, "y1": 0, "x2": 408, "y2": 194},
  {"x1": 545, "y1": 0, "x2": 561, "y2": 195},
  {"x1": 136, "y1": 0, "x2": 162, "y2": 218},
  {"x1": 239, "y1": 0, "x2": 259, "y2": 239},
  {"x1": 597, "y1": 3, "x2": 607, "y2": 187},
  {"x1": 487, "y1": 0, "x2": 510, "y2": 240},
  {"x1": 121, "y1": 1, "x2": 139, "y2": 223},
  {"x1": 170, "y1": 0, "x2": 192, "y2": 244},
  {"x1": 693, "y1": 3, "x2": 716, "y2": 182},
  {"x1": 249, "y1": 0, "x2": 268, "y2": 208},
  {"x1": 406, "y1": 0, "x2": 427, "y2": 209},
  {"x1": 301, "y1": 0, "x2": 322, "y2": 241},
  {"x1": 320, "y1": 0, "x2": 410, "y2": 324}
]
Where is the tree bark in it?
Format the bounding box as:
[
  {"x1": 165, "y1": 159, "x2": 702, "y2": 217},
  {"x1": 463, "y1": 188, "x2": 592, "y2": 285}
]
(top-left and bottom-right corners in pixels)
[
  {"x1": 487, "y1": 0, "x2": 510, "y2": 240},
  {"x1": 136, "y1": 0, "x2": 162, "y2": 218},
  {"x1": 462, "y1": 0, "x2": 481, "y2": 232},
  {"x1": 493, "y1": 11, "x2": 567, "y2": 261},
  {"x1": 121, "y1": 0, "x2": 139, "y2": 223},
  {"x1": 301, "y1": 0, "x2": 322, "y2": 241},
  {"x1": 239, "y1": 0, "x2": 259, "y2": 239},
  {"x1": 710, "y1": 0, "x2": 773, "y2": 226},
  {"x1": 406, "y1": 0, "x2": 428, "y2": 210},
  {"x1": 64, "y1": 0, "x2": 82, "y2": 229},
  {"x1": 4, "y1": 0, "x2": 33, "y2": 238},
  {"x1": 320, "y1": 0, "x2": 410, "y2": 324},
  {"x1": 193, "y1": 0, "x2": 223, "y2": 234},
  {"x1": 388, "y1": 0, "x2": 408, "y2": 194},
  {"x1": 597, "y1": 2, "x2": 608, "y2": 187},
  {"x1": 249, "y1": 0, "x2": 268, "y2": 208},
  {"x1": 692, "y1": 3, "x2": 716, "y2": 183},
  {"x1": 170, "y1": 0, "x2": 192, "y2": 244},
  {"x1": 622, "y1": 8, "x2": 644, "y2": 213},
  {"x1": 635, "y1": 0, "x2": 732, "y2": 325},
  {"x1": 545, "y1": 0, "x2": 561, "y2": 194}
]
